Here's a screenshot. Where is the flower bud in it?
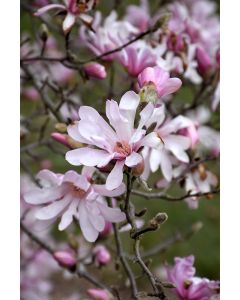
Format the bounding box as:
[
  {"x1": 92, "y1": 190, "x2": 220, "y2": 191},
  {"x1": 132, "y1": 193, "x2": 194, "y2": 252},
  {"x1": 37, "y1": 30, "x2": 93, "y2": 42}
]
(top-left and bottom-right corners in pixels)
[
  {"x1": 51, "y1": 132, "x2": 71, "y2": 148},
  {"x1": 149, "y1": 212, "x2": 168, "y2": 229},
  {"x1": 87, "y1": 288, "x2": 112, "y2": 300},
  {"x1": 53, "y1": 251, "x2": 76, "y2": 269},
  {"x1": 196, "y1": 47, "x2": 212, "y2": 77},
  {"x1": 84, "y1": 63, "x2": 107, "y2": 79},
  {"x1": 39, "y1": 24, "x2": 49, "y2": 42},
  {"x1": 93, "y1": 245, "x2": 111, "y2": 266}
]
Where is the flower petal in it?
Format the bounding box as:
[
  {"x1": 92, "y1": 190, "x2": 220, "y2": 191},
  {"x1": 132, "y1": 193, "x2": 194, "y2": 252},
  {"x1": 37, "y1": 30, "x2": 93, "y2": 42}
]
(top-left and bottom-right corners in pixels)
[
  {"x1": 34, "y1": 4, "x2": 66, "y2": 16},
  {"x1": 35, "y1": 196, "x2": 71, "y2": 220},
  {"x1": 106, "y1": 160, "x2": 125, "y2": 190},
  {"x1": 78, "y1": 201, "x2": 99, "y2": 242},
  {"x1": 65, "y1": 147, "x2": 111, "y2": 167},
  {"x1": 98, "y1": 203, "x2": 126, "y2": 223},
  {"x1": 58, "y1": 198, "x2": 78, "y2": 230},
  {"x1": 125, "y1": 152, "x2": 142, "y2": 167},
  {"x1": 63, "y1": 12, "x2": 76, "y2": 34},
  {"x1": 24, "y1": 186, "x2": 64, "y2": 205},
  {"x1": 93, "y1": 183, "x2": 126, "y2": 197}
]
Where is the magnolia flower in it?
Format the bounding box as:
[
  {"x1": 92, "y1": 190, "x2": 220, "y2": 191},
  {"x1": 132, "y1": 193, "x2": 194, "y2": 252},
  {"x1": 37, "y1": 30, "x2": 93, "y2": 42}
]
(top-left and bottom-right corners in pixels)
[
  {"x1": 167, "y1": 255, "x2": 220, "y2": 300},
  {"x1": 137, "y1": 66, "x2": 182, "y2": 99},
  {"x1": 124, "y1": 0, "x2": 150, "y2": 32},
  {"x1": 186, "y1": 106, "x2": 220, "y2": 156},
  {"x1": 79, "y1": 10, "x2": 139, "y2": 61},
  {"x1": 142, "y1": 107, "x2": 193, "y2": 182},
  {"x1": 24, "y1": 168, "x2": 126, "y2": 242},
  {"x1": 117, "y1": 41, "x2": 157, "y2": 77},
  {"x1": 158, "y1": 162, "x2": 218, "y2": 209},
  {"x1": 34, "y1": 0, "x2": 97, "y2": 34},
  {"x1": 66, "y1": 91, "x2": 163, "y2": 190}
]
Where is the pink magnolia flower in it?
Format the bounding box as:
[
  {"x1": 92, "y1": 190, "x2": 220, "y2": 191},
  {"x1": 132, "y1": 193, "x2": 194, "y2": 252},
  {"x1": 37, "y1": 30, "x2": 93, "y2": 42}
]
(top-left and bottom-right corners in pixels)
[
  {"x1": 186, "y1": 106, "x2": 220, "y2": 156},
  {"x1": 117, "y1": 41, "x2": 156, "y2": 77},
  {"x1": 124, "y1": 0, "x2": 150, "y2": 32},
  {"x1": 65, "y1": 91, "x2": 163, "y2": 190},
  {"x1": 34, "y1": 0, "x2": 96, "y2": 34},
  {"x1": 167, "y1": 255, "x2": 220, "y2": 300},
  {"x1": 87, "y1": 289, "x2": 112, "y2": 300},
  {"x1": 24, "y1": 168, "x2": 126, "y2": 242},
  {"x1": 93, "y1": 245, "x2": 111, "y2": 266},
  {"x1": 141, "y1": 107, "x2": 193, "y2": 182},
  {"x1": 84, "y1": 62, "x2": 107, "y2": 79},
  {"x1": 79, "y1": 10, "x2": 139, "y2": 61},
  {"x1": 137, "y1": 66, "x2": 182, "y2": 99}
]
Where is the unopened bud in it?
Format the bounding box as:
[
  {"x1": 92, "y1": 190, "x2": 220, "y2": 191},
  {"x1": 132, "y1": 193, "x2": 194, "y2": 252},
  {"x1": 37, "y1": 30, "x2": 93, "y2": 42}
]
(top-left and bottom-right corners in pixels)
[
  {"x1": 84, "y1": 62, "x2": 107, "y2": 79},
  {"x1": 135, "y1": 208, "x2": 147, "y2": 217},
  {"x1": 55, "y1": 122, "x2": 67, "y2": 133},
  {"x1": 196, "y1": 47, "x2": 212, "y2": 78},
  {"x1": 53, "y1": 251, "x2": 76, "y2": 269},
  {"x1": 87, "y1": 288, "x2": 113, "y2": 300},
  {"x1": 39, "y1": 24, "x2": 49, "y2": 42},
  {"x1": 149, "y1": 212, "x2": 168, "y2": 229},
  {"x1": 93, "y1": 245, "x2": 111, "y2": 266},
  {"x1": 51, "y1": 132, "x2": 71, "y2": 148}
]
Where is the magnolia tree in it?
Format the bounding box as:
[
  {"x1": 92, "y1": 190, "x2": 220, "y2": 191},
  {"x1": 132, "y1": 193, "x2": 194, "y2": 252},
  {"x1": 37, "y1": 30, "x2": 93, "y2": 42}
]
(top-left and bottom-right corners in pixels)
[{"x1": 20, "y1": 0, "x2": 220, "y2": 299}]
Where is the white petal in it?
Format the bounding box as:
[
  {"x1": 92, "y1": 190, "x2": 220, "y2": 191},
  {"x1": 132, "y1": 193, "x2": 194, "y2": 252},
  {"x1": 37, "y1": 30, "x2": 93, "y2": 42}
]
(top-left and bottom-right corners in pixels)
[
  {"x1": 106, "y1": 161, "x2": 125, "y2": 190},
  {"x1": 35, "y1": 196, "x2": 71, "y2": 220},
  {"x1": 125, "y1": 152, "x2": 142, "y2": 167},
  {"x1": 58, "y1": 198, "x2": 78, "y2": 230},
  {"x1": 63, "y1": 13, "x2": 76, "y2": 34},
  {"x1": 78, "y1": 202, "x2": 99, "y2": 242}
]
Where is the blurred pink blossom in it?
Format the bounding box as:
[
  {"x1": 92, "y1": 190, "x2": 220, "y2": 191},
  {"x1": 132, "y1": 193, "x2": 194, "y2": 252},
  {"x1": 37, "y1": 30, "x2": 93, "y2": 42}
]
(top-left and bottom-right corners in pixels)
[
  {"x1": 167, "y1": 255, "x2": 220, "y2": 299},
  {"x1": 24, "y1": 168, "x2": 125, "y2": 242},
  {"x1": 84, "y1": 62, "x2": 107, "y2": 79}
]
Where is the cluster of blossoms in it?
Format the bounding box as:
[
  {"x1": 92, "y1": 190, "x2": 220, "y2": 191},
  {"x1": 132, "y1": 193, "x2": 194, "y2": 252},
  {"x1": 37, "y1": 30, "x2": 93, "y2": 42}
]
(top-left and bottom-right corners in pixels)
[
  {"x1": 166, "y1": 256, "x2": 220, "y2": 300},
  {"x1": 21, "y1": 0, "x2": 220, "y2": 299}
]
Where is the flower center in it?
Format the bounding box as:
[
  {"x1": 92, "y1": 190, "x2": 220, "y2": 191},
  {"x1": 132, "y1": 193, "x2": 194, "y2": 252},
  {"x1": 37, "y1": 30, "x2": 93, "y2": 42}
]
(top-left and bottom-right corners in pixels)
[
  {"x1": 68, "y1": 183, "x2": 87, "y2": 198},
  {"x1": 69, "y1": 0, "x2": 87, "y2": 14},
  {"x1": 114, "y1": 141, "x2": 131, "y2": 157}
]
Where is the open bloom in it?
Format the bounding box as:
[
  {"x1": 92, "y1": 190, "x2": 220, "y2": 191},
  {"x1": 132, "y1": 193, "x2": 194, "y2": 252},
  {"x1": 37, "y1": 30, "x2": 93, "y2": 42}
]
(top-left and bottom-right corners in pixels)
[
  {"x1": 117, "y1": 41, "x2": 157, "y2": 77},
  {"x1": 34, "y1": 0, "x2": 97, "y2": 34},
  {"x1": 138, "y1": 66, "x2": 182, "y2": 99},
  {"x1": 66, "y1": 91, "x2": 163, "y2": 190},
  {"x1": 142, "y1": 107, "x2": 193, "y2": 182},
  {"x1": 24, "y1": 168, "x2": 125, "y2": 242},
  {"x1": 79, "y1": 10, "x2": 139, "y2": 61},
  {"x1": 167, "y1": 255, "x2": 220, "y2": 300}
]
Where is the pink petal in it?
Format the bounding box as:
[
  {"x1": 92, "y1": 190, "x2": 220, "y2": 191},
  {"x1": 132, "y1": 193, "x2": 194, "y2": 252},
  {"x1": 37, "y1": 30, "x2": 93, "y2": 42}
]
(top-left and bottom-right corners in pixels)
[
  {"x1": 106, "y1": 160, "x2": 125, "y2": 190},
  {"x1": 34, "y1": 4, "x2": 66, "y2": 16},
  {"x1": 159, "y1": 78, "x2": 182, "y2": 97},
  {"x1": 164, "y1": 135, "x2": 190, "y2": 162}
]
